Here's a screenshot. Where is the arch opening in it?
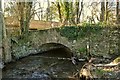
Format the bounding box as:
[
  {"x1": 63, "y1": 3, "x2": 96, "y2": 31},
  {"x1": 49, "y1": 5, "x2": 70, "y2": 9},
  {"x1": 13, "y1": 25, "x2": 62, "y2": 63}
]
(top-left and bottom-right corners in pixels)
[{"x1": 38, "y1": 42, "x2": 73, "y2": 58}]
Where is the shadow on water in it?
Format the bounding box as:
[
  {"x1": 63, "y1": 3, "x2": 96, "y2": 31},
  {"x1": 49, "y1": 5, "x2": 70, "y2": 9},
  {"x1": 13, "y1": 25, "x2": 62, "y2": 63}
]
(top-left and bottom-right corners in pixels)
[{"x1": 2, "y1": 43, "x2": 86, "y2": 79}]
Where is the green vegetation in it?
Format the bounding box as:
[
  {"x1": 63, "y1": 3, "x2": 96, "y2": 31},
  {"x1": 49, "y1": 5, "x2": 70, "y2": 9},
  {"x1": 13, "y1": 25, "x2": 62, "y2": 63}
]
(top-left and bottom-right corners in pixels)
[
  {"x1": 1, "y1": 0, "x2": 120, "y2": 79},
  {"x1": 10, "y1": 26, "x2": 119, "y2": 60},
  {"x1": 95, "y1": 69, "x2": 105, "y2": 77},
  {"x1": 60, "y1": 26, "x2": 78, "y2": 40},
  {"x1": 60, "y1": 25, "x2": 102, "y2": 40},
  {"x1": 78, "y1": 47, "x2": 86, "y2": 53}
]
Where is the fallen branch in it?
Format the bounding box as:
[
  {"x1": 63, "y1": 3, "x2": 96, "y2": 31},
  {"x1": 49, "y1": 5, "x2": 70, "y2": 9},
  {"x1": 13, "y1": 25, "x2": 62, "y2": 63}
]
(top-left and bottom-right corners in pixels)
[
  {"x1": 32, "y1": 56, "x2": 86, "y2": 61},
  {"x1": 95, "y1": 62, "x2": 120, "y2": 68}
]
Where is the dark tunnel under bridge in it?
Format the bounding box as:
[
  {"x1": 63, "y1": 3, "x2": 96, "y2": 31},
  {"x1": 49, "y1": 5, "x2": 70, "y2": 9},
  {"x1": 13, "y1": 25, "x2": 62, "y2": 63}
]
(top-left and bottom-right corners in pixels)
[{"x1": 35, "y1": 42, "x2": 73, "y2": 58}]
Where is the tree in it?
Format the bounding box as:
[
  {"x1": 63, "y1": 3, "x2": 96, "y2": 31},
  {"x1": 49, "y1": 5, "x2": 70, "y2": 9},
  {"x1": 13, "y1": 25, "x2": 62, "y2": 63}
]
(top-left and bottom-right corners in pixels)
[
  {"x1": 116, "y1": 0, "x2": 120, "y2": 23},
  {"x1": 105, "y1": 0, "x2": 109, "y2": 21},
  {"x1": 69, "y1": 1, "x2": 75, "y2": 25},
  {"x1": 0, "y1": 0, "x2": 2, "y2": 62},
  {"x1": 116, "y1": 0, "x2": 120, "y2": 54},
  {"x1": 0, "y1": 0, "x2": 11, "y2": 63},
  {"x1": 59, "y1": 1, "x2": 74, "y2": 26},
  {"x1": 46, "y1": 0, "x2": 50, "y2": 21},
  {"x1": 64, "y1": 2, "x2": 70, "y2": 25},
  {"x1": 75, "y1": 1, "x2": 79, "y2": 24},
  {"x1": 100, "y1": 0, "x2": 105, "y2": 22},
  {"x1": 0, "y1": 1, "x2": 2, "y2": 49},
  {"x1": 16, "y1": 0, "x2": 33, "y2": 35},
  {"x1": 57, "y1": 2, "x2": 62, "y2": 22},
  {"x1": 75, "y1": 0, "x2": 83, "y2": 24}
]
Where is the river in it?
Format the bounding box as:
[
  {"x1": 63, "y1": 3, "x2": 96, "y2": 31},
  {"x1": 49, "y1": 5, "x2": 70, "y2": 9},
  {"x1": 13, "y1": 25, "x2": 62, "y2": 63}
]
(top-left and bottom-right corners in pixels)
[{"x1": 2, "y1": 47, "x2": 85, "y2": 80}]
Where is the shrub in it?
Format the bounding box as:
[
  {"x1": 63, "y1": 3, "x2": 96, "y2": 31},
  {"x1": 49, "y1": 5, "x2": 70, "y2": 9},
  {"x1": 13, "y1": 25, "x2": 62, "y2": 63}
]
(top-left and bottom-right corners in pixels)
[
  {"x1": 60, "y1": 25, "x2": 102, "y2": 40},
  {"x1": 60, "y1": 26, "x2": 78, "y2": 40}
]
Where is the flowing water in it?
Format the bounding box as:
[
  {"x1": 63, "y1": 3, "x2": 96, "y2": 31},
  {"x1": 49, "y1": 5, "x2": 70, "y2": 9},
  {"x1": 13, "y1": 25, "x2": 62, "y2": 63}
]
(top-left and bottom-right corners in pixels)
[{"x1": 2, "y1": 46, "x2": 85, "y2": 80}]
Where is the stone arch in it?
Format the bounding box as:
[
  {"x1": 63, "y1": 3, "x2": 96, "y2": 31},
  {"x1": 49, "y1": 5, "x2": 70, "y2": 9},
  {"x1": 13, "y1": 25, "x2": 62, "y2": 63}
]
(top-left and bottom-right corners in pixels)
[{"x1": 38, "y1": 42, "x2": 73, "y2": 58}]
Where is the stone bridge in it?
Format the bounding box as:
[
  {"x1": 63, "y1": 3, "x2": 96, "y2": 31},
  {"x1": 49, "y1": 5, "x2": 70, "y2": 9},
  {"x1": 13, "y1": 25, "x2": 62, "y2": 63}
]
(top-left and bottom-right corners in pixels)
[
  {"x1": 11, "y1": 28, "x2": 120, "y2": 61},
  {"x1": 11, "y1": 29, "x2": 77, "y2": 60},
  {"x1": 30, "y1": 29, "x2": 72, "y2": 48}
]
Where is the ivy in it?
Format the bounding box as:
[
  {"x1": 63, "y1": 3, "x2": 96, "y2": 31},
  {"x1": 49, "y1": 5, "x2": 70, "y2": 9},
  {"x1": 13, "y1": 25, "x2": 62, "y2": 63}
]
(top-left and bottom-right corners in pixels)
[{"x1": 60, "y1": 25, "x2": 102, "y2": 40}]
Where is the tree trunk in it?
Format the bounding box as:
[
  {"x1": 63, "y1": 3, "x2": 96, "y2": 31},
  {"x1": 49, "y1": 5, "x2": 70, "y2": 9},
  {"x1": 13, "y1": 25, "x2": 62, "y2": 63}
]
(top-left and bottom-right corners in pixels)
[
  {"x1": 57, "y1": 2, "x2": 62, "y2": 22},
  {"x1": 0, "y1": 1, "x2": 2, "y2": 51},
  {"x1": 0, "y1": 0, "x2": 3, "y2": 63},
  {"x1": 100, "y1": 0, "x2": 105, "y2": 22},
  {"x1": 46, "y1": 0, "x2": 50, "y2": 21},
  {"x1": 116, "y1": 0, "x2": 120, "y2": 54},
  {"x1": 0, "y1": 0, "x2": 11, "y2": 63},
  {"x1": 63, "y1": 2, "x2": 69, "y2": 26},
  {"x1": 17, "y1": 1, "x2": 32, "y2": 35},
  {"x1": 25, "y1": 2, "x2": 32, "y2": 33},
  {"x1": 17, "y1": 2, "x2": 25, "y2": 35},
  {"x1": 75, "y1": 1, "x2": 79, "y2": 24},
  {"x1": 78, "y1": 1, "x2": 83, "y2": 23},
  {"x1": 105, "y1": 1, "x2": 108, "y2": 22},
  {"x1": 116, "y1": 0, "x2": 120, "y2": 24},
  {"x1": 69, "y1": 2, "x2": 75, "y2": 25}
]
